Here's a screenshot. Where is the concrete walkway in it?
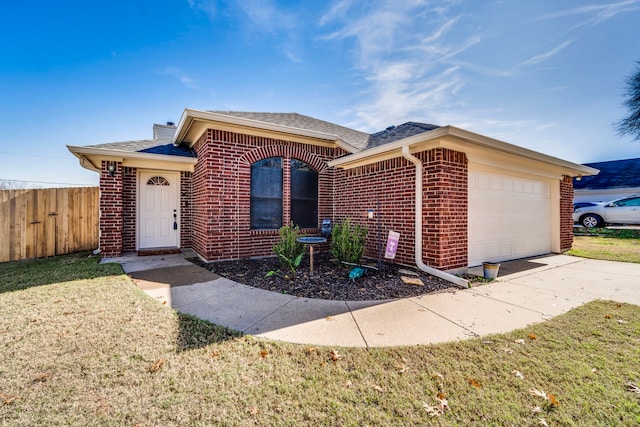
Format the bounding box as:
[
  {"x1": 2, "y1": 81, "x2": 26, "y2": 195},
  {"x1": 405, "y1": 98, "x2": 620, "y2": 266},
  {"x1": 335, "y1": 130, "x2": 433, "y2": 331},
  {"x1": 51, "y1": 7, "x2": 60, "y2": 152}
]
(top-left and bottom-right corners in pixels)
[{"x1": 103, "y1": 251, "x2": 640, "y2": 348}]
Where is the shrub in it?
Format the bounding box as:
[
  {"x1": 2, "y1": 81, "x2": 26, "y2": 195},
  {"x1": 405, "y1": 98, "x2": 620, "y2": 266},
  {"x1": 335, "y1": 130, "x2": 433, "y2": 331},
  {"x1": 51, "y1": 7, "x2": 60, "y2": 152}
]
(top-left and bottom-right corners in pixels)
[
  {"x1": 272, "y1": 222, "x2": 305, "y2": 273},
  {"x1": 331, "y1": 218, "x2": 368, "y2": 265}
]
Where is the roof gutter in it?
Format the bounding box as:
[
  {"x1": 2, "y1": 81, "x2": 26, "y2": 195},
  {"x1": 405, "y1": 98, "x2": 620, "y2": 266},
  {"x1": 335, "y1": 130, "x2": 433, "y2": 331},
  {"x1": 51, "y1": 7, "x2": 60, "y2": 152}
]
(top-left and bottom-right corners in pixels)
[{"x1": 401, "y1": 146, "x2": 470, "y2": 289}]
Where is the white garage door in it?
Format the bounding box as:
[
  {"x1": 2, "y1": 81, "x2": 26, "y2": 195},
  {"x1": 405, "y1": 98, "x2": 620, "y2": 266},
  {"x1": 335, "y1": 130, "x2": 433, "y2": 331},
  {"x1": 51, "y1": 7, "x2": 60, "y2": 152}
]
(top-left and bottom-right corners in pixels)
[{"x1": 468, "y1": 167, "x2": 552, "y2": 267}]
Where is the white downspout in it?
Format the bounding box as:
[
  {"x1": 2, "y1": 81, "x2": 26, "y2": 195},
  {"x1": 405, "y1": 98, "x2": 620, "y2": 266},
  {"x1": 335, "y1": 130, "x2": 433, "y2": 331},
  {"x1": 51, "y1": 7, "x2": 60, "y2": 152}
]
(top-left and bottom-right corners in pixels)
[{"x1": 402, "y1": 146, "x2": 470, "y2": 288}]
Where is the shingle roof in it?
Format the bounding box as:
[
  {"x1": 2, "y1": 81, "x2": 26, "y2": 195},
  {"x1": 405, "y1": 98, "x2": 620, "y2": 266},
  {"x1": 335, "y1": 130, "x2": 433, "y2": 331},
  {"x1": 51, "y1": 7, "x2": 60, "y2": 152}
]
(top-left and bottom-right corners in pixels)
[
  {"x1": 366, "y1": 122, "x2": 440, "y2": 149},
  {"x1": 86, "y1": 139, "x2": 196, "y2": 158},
  {"x1": 574, "y1": 158, "x2": 640, "y2": 189},
  {"x1": 208, "y1": 111, "x2": 371, "y2": 150},
  {"x1": 208, "y1": 111, "x2": 441, "y2": 151}
]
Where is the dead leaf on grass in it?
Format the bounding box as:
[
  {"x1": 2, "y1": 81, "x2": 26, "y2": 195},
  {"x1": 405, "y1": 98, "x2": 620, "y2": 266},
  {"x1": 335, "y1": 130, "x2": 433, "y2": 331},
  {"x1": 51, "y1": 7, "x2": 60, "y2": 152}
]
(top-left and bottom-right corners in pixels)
[
  {"x1": 372, "y1": 384, "x2": 384, "y2": 393},
  {"x1": 210, "y1": 350, "x2": 220, "y2": 358},
  {"x1": 605, "y1": 314, "x2": 613, "y2": 319},
  {"x1": 528, "y1": 333, "x2": 538, "y2": 340},
  {"x1": 502, "y1": 347, "x2": 514, "y2": 354},
  {"x1": 259, "y1": 349, "x2": 269, "y2": 358},
  {"x1": 514, "y1": 339, "x2": 526, "y2": 345},
  {"x1": 422, "y1": 396, "x2": 449, "y2": 417},
  {"x1": 344, "y1": 380, "x2": 352, "y2": 389},
  {"x1": 547, "y1": 393, "x2": 559, "y2": 407},
  {"x1": 149, "y1": 358, "x2": 166, "y2": 373},
  {"x1": 395, "y1": 363, "x2": 408, "y2": 374},
  {"x1": 33, "y1": 372, "x2": 51, "y2": 383},
  {"x1": 468, "y1": 378, "x2": 481, "y2": 388},
  {"x1": 512, "y1": 370, "x2": 525, "y2": 380},
  {"x1": 617, "y1": 319, "x2": 627, "y2": 324},
  {"x1": 531, "y1": 406, "x2": 542, "y2": 414},
  {"x1": 539, "y1": 418, "x2": 549, "y2": 426},
  {"x1": 1, "y1": 391, "x2": 18, "y2": 405},
  {"x1": 329, "y1": 349, "x2": 341, "y2": 362},
  {"x1": 249, "y1": 406, "x2": 259, "y2": 415},
  {"x1": 304, "y1": 346, "x2": 320, "y2": 355},
  {"x1": 627, "y1": 382, "x2": 640, "y2": 394},
  {"x1": 530, "y1": 388, "x2": 559, "y2": 406}
]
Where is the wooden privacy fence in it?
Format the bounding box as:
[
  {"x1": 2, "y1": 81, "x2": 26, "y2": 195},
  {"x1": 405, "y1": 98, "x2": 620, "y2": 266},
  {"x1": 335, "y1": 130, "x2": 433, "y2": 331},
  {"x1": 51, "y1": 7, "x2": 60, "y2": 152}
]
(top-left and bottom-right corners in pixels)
[{"x1": 0, "y1": 187, "x2": 99, "y2": 263}]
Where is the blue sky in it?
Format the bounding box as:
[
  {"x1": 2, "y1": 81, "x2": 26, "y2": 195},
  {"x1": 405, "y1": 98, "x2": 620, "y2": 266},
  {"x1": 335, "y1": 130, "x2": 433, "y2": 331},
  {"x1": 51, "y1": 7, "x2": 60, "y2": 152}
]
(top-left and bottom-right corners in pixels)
[{"x1": 1, "y1": 0, "x2": 639, "y2": 186}]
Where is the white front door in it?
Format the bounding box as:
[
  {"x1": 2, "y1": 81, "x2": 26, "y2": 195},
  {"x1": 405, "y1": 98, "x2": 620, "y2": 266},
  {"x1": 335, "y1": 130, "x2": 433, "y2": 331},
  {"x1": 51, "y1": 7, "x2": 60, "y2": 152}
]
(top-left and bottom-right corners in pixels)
[{"x1": 138, "y1": 171, "x2": 180, "y2": 249}]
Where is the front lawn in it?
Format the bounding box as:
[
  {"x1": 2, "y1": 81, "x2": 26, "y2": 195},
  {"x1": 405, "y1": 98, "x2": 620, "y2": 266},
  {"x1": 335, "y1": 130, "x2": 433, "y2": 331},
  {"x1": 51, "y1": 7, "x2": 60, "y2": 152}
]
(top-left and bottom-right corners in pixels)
[
  {"x1": 568, "y1": 227, "x2": 640, "y2": 263},
  {"x1": 1, "y1": 253, "x2": 639, "y2": 425}
]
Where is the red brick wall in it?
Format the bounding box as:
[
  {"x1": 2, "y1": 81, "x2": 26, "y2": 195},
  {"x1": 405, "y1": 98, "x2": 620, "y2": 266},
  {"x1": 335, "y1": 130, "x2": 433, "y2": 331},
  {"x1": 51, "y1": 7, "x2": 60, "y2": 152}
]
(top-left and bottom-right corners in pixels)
[
  {"x1": 180, "y1": 171, "x2": 193, "y2": 248},
  {"x1": 333, "y1": 148, "x2": 468, "y2": 270},
  {"x1": 99, "y1": 161, "x2": 123, "y2": 257},
  {"x1": 560, "y1": 175, "x2": 574, "y2": 251},
  {"x1": 191, "y1": 129, "x2": 345, "y2": 261},
  {"x1": 419, "y1": 149, "x2": 468, "y2": 269},
  {"x1": 122, "y1": 167, "x2": 136, "y2": 252}
]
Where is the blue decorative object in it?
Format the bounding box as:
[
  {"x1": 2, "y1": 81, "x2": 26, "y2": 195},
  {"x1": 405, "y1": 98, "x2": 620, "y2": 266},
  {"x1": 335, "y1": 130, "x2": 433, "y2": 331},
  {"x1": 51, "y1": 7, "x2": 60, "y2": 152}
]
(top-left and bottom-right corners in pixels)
[{"x1": 349, "y1": 267, "x2": 365, "y2": 281}]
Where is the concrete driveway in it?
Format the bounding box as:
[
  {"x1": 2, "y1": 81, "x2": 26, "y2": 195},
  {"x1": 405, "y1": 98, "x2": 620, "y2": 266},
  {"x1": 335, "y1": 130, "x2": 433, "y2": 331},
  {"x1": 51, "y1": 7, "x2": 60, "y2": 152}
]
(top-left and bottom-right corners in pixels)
[{"x1": 106, "y1": 251, "x2": 640, "y2": 348}]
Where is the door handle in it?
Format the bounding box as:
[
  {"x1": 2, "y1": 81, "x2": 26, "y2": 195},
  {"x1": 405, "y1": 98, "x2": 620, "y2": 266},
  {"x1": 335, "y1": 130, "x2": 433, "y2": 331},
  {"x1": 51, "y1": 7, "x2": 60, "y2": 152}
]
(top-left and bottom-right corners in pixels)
[{"x1": 173, "y1": 210, "x2": 178, "y2": 230}]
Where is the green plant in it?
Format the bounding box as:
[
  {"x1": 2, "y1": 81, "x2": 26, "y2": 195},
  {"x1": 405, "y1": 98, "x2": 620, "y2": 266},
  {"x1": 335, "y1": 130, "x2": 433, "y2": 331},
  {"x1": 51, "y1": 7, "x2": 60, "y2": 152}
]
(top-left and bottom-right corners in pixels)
[
  {"x1": 272, "y1": 222, "x2": 305, "y2": 274},
  {"x1": 331, "y1": 217, "x2": 368, "y2": 265}
]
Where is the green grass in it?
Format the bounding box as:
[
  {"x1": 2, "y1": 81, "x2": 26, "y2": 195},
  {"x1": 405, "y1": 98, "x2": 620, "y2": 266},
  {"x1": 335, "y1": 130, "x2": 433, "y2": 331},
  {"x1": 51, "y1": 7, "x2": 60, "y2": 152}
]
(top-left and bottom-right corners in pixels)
[
  {"x1": 1, "y1": 253, "x2": 640, "y2": 425},
  {"x1": 568, "y1": 228, "x2": 640, "y2": 263}
]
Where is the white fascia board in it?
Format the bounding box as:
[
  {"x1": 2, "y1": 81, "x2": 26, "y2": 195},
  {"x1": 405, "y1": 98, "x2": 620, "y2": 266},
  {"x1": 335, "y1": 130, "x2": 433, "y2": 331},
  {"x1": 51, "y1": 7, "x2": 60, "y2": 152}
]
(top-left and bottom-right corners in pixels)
[
  {"x1": 172, "y1": 108, "x2": 358, "y2": 152},
  {"x1": 329, "y1": 125, "x2": 599, "y2": 177},
  {"x1": 444, "y1": 126, "x2": 599, "y2": 177}
]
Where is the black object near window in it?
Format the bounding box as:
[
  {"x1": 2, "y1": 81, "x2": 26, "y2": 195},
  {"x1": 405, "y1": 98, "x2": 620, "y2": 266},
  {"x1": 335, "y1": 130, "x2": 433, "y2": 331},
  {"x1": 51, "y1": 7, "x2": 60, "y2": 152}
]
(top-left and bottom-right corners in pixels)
[
  {"x1": 251, "y1": 157, "x2": 283, "y2": 229},
  {"x1": 290, "y1": 159, "x2": 318, "y2": 229}
]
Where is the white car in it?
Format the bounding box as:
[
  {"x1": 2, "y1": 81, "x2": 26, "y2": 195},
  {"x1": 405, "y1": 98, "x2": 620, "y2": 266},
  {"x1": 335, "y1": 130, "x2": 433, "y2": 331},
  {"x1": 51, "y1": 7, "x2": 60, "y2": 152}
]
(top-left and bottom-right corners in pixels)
[{"x1": 573, "y1": 195, "x2": 640, "y2": 227}]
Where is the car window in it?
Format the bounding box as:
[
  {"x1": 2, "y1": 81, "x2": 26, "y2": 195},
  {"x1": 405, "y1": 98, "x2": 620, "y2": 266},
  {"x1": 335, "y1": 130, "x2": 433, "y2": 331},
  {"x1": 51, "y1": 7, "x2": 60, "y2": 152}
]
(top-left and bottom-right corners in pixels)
[{"x1": 614, "y1": 197, "x2": 640, "y2": 207}]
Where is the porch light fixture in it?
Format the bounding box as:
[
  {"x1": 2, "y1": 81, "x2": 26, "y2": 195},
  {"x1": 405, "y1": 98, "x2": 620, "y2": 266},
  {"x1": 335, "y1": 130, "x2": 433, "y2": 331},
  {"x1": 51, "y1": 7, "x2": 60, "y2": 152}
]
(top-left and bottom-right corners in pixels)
[{"x1": 107, "y1": 161, "x2": 116, "y2": 176}]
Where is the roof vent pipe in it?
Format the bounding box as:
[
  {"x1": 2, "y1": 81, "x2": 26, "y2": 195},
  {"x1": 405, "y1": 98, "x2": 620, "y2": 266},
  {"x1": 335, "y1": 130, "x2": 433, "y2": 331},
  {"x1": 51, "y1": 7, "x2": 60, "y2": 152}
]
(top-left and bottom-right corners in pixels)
[
  {"x1": 166, "y1": 121, "x2": 175, "y2": 127},
  {"x1": 401, "y1": 146, "x2": 469, "y2": 288}
]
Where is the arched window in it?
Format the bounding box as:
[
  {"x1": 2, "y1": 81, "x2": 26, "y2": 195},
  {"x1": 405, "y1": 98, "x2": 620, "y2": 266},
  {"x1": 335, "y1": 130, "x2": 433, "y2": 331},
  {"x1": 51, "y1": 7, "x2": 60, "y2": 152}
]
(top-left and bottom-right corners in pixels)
[
  {"x1": 250, "y1": 158, "x2": 283, "y2": 229},
  {"x1": 290, "y1": 159, "x2": 318, "y2": 228},
  {"x1": 147, "y1": 176, "x2": 170, "y2": 186}
]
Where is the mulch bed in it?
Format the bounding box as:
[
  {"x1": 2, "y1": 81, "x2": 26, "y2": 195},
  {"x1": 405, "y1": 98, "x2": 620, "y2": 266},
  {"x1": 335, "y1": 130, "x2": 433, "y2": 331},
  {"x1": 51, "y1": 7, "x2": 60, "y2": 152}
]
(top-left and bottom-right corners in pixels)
[{"x1": 188, "y1": 251, "x2": 458, "y2": 301}]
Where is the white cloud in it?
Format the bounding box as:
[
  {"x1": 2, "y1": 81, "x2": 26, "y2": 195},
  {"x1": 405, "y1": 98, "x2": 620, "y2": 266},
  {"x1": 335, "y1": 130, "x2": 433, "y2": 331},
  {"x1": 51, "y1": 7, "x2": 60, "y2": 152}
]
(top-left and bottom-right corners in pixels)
[
  {"x1": 516, "y1": 40, "x2": 573, "y2": 68},
  {"x1": 156, "y1": 66, "x2": 198, "y2": 90},
  {"x1": 317, "y1": 1, "x2": 480, "y2": 130},
  {"x1": 533, "y1": 0, "x2": 640, "y2": 30}
]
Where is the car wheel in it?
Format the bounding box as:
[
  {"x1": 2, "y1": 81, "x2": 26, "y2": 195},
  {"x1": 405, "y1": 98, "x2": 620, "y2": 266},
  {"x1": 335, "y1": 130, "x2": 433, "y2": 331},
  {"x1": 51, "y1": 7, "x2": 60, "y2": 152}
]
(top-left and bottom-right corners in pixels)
[{"x1": 581, "y1": 214, "x2": 603, "y2": 228}]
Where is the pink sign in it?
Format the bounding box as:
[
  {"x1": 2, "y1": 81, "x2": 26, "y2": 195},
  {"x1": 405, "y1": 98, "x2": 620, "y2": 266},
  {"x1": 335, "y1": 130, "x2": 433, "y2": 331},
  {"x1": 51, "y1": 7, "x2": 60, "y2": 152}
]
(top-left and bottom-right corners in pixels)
[{"x1": 384, "y1": 231, "x2": 400, "y2": 259}]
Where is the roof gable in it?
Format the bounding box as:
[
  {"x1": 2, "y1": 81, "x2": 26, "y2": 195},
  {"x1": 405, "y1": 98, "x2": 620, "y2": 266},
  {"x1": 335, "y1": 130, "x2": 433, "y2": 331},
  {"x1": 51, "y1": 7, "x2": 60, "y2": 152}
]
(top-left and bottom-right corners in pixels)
[
  {"x1": 207, "y1": 111, "x2": 370, "y2": 150},
  {"x1": 574, "y1": 157, "x2": 640, "y2": 189}
]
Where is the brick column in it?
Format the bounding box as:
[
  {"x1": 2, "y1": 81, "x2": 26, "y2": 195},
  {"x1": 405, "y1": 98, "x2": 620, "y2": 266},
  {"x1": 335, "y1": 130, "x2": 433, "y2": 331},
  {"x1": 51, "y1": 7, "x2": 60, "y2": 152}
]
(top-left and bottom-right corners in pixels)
[
  {"x1": 560, "y1": 175, "x2": 574, "y2": 251},
  {"x1": 420, "y1": 148, "x2": 468, "y2": 270},
  {"x1": 99, "y1": 161, "x2": 123, "y2": 256}
]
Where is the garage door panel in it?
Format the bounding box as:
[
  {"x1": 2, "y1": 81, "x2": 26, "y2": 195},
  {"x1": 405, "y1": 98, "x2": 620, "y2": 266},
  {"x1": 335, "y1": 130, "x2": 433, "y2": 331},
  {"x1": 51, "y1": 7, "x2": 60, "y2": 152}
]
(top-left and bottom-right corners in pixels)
[{"x1": 468, "y1": 168, "x2": 552, "y2": 267}]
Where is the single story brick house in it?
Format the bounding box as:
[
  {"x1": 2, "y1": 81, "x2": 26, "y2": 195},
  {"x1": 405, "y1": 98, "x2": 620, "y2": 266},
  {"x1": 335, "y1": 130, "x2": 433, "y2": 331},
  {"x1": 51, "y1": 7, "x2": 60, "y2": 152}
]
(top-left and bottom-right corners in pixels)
[{"x1": 68, "y1": 108, "x2": 597, "y2": 277}]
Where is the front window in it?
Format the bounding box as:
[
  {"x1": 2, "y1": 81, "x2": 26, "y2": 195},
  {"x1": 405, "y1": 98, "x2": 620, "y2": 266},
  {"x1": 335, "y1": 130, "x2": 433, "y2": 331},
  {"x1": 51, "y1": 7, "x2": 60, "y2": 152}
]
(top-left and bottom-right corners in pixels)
[
  {"x1": 249, "y1": 157, "x2": 319, "y2": 230},
  {"x1": 250, "y1": 158, "x2": 283, "y2": 229},
  {"x1": 290, "y1": 159, "x2": 318, "y2": 228}
]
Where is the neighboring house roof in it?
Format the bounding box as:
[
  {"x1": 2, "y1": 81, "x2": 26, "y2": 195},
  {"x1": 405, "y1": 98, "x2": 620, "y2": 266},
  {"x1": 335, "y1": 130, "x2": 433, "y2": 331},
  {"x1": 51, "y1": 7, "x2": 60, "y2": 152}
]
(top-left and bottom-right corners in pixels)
[{"x1": 574, "y1": 158, "x2": 640, "y2": 190}]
